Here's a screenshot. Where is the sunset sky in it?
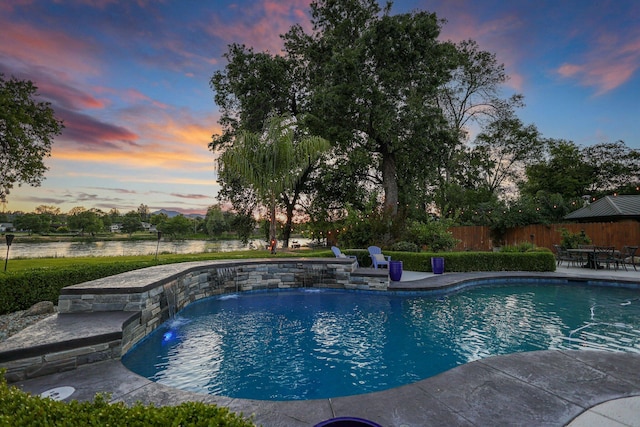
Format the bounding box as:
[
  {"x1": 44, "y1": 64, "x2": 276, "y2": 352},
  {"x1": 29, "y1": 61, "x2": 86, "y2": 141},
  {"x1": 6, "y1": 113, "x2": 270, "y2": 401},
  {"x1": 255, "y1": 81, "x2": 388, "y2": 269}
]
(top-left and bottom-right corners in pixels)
[{"x1": 2, "y1": 0, "x2": 639, "y2": 215}]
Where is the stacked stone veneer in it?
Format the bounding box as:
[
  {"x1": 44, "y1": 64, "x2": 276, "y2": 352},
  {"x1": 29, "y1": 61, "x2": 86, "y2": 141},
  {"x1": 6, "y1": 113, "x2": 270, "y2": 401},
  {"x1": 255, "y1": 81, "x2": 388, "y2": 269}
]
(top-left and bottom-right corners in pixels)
[{"x1": 2, "y1": 258, "x2": 388, "y2": 382}]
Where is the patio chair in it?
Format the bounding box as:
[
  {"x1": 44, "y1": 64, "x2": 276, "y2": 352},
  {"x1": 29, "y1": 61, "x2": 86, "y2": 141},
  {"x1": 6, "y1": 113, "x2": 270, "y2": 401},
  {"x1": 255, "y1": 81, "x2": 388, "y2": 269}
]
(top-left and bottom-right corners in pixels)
[
  {"x1": 368, "y1": 246, "x2": 391, "y2": 269},
  {"x1": 616, "y1": 246, "x2": 638, "y2": 271},
  {"x1": 331, "y1": 246, "x2": 359, "y2": 267},
  {"x1": 553, "y1": 245, "x2": 577, "y2": 267},
  {"x1": 594, "y1": 246, "x2": 617, "y2": 270}
]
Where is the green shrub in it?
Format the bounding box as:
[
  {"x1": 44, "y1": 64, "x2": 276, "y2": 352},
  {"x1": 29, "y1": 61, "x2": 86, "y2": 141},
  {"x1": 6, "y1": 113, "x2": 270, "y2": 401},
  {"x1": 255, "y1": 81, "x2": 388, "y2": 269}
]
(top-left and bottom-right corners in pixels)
[
  {"x1": 559, "y1": 228, "x2": 591, "y2": 249},
  {"x1": 0, "y1": 370, "x2": 254, "y2": 426},
  {"x1": 500, "y1": 242, "x2": 535, "y2": 252},
  {"x1": 390, "y1": 241, "x2": 420, "y2": 252},
  {"x1": 404, "y1": 219, "x2": 459, "y2": 252}
]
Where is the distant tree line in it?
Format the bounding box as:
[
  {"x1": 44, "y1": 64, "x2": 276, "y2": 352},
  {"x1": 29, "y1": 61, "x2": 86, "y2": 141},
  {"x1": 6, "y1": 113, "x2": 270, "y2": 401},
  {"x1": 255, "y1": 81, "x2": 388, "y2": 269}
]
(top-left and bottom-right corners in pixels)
[{"x1": 1, "y1": 203, "x2": 258, "y2": 240}]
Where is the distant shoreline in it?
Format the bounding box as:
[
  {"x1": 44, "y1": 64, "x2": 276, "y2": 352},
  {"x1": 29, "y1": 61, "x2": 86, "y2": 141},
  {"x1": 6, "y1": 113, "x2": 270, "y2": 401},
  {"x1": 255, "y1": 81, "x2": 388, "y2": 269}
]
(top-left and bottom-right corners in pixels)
[{"x1": 1, "y1": 233, "x2": 267, "y2": 244}]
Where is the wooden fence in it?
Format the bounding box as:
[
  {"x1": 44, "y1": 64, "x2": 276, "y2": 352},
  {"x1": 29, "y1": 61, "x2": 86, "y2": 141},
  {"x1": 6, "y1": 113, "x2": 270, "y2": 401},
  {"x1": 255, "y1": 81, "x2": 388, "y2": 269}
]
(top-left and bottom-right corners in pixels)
[{"x1": 449, "y1": 221, "x2": 640, "y2": 252}]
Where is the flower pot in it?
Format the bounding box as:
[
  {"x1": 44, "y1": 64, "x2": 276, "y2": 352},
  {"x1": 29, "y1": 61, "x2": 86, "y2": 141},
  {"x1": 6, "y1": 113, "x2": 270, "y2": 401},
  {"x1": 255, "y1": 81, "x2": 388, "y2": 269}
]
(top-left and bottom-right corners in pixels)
[
  {"x1": 431, "y1": 257, "x2": 444, "y2": 274},
  {"x1": 315, "y1": 417, "x2": 382, "y2": 427},
  {"x1": 389, "y1": 260, "x2": 403, "y2": 281}
]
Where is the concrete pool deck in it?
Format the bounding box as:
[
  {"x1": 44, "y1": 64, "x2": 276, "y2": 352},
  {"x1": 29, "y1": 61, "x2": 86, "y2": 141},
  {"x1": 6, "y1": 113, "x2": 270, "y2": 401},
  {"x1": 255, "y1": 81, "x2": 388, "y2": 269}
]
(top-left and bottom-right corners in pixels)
[{"x1": 8, "y1": 264, "x2": 640, "y2": 426}]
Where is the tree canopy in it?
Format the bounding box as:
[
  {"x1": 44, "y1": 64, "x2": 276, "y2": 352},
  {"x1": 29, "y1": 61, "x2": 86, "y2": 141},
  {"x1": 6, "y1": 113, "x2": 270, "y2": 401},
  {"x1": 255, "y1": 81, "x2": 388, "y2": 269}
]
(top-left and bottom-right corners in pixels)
[
  {"x1": 218, "y1": 114, "x2": 330, "y2": 248},
  {"x1": 0, "y1": 74, "x2": 64, "y2": 202}
]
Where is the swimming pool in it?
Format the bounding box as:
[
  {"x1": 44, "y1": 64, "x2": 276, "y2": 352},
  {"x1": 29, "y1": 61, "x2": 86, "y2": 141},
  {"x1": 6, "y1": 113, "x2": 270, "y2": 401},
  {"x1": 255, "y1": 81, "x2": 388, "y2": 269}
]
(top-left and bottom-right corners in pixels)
[{"x1": 122, "y1": 282, "x2": 640, "y2": 400}]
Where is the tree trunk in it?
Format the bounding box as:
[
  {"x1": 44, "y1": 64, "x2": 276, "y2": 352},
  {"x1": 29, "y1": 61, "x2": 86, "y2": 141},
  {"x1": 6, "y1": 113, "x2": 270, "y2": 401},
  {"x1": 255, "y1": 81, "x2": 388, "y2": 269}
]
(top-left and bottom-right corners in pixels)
[
  {"x1": 268, "y1": 201, "x2": 277, "y2": 254},
  {"x1": 382, "y1": 149, "x2": 398, "y2": 215},
  {"x1": 282, "y1": 195, "x2": 294, "y2": 249}
]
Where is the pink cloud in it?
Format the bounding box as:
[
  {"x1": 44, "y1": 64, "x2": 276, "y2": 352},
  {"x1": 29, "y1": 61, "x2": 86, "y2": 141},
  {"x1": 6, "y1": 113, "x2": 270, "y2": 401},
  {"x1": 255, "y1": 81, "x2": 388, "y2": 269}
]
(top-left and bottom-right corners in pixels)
[
  {"x1": 557, "y1": 33, "x2": 640, "y2": 95},
  {"x1": 57, "y1": 108, "x2": 139, "y2": 150},
  {"x1": 436, "y1": 9, "x2": 528, "y2": 92},
  {"x1": 204, "y1": 0, "x2": 312, "y2": 54},
  {"x1": 0, "y1": 18, "x2": 101, "y2": 76},
  {"x1": 170, "y1": 193, "x2": 211, "y2": 200}
]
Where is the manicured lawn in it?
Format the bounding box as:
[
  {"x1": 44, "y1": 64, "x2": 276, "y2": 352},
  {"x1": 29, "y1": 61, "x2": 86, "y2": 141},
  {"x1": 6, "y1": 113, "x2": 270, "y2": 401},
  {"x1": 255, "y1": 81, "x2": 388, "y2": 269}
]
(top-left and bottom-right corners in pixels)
[{"x1": 4, "y1": 249, "x2": 328, "y2": 273}]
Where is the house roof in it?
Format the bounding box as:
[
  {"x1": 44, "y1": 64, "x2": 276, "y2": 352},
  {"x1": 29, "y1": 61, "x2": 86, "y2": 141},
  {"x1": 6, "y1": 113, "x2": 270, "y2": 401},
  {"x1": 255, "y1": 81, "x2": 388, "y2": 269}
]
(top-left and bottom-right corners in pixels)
[{"x1": 564, "y1": 195, "x2": 640, "y2": 221}]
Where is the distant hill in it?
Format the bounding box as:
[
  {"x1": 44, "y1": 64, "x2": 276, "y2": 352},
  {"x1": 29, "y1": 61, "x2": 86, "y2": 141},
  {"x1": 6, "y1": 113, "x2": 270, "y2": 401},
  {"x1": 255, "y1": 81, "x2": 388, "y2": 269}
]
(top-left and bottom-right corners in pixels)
[{"x1": 152, "y1": 209, "x2": 204, "y2": 219}]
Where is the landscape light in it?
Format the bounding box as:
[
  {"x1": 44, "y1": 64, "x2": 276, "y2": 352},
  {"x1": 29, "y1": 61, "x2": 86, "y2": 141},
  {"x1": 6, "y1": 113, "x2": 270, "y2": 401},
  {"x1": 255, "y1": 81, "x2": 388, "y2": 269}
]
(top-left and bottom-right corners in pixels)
[
  {"x1": 4, "y1": 234, "x2": 15, "y2": 272},
  {"x1": 155, "y1": 231, "x2": 162, "y2": 261}
]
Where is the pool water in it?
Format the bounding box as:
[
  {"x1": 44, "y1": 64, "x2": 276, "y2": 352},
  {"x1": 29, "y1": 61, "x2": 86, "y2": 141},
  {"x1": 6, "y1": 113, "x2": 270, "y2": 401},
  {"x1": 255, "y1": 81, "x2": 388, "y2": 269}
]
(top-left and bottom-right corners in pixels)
[{"x1": 122, "y1": 284, "x2": 640, "y2": 400}]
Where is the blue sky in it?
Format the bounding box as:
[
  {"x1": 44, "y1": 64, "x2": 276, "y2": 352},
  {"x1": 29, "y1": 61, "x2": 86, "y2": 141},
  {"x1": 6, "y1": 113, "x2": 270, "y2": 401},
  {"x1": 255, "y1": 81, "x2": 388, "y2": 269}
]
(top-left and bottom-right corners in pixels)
[{"x1": 1, "y1": 0, "x2": 638, "y2": 215}]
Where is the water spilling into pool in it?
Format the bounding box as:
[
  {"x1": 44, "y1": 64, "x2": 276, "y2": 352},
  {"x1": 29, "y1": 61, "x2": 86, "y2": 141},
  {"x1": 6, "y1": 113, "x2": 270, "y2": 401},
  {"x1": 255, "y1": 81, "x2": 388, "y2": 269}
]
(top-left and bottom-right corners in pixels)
[{"x1": 122, "y1": 283, "x2": 640, "y2": 400}]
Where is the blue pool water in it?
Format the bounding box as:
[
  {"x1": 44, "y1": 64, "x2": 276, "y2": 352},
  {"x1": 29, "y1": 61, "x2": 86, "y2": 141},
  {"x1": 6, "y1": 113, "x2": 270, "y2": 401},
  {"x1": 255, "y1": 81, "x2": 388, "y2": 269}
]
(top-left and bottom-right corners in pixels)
[{"x1": 122, "y1": 283, "x2": 640, "y2": 400}]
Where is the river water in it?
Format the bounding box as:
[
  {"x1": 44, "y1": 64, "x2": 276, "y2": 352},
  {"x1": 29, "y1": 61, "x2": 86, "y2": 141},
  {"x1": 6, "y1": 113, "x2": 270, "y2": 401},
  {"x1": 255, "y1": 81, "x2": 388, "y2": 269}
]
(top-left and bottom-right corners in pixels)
[{"x1": 6, "y1": 238, "x2": 313, "y2": 259}]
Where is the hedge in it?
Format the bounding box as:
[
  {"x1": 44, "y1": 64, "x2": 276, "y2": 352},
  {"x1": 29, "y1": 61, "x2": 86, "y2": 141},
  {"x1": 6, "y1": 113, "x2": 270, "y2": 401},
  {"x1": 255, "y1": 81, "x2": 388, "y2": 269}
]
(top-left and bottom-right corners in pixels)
[
  {"x1": 341, "y1": 249, "x2": 556, "y2": 273},
  {"x1": 0, "y1": 370, "x2": 255, "y2": 426}
]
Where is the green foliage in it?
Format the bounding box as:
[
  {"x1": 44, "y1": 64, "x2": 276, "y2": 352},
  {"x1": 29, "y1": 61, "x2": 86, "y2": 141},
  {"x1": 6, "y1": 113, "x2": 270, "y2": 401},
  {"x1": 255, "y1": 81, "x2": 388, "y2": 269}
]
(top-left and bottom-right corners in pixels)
[
  {"x1": 404, "y1": 219, "x2": 459, "y2": 252},
  {"x1": 67, "y1": 210, "x2": 104, "y2": 236},
  {"x1": 390, "y1": 241, "x2": 420, "y2": 252},
  {"x1": 13, "y1": 213, "x2": 47, "y2": 235},
  {"x1": 0, "y1": 370, "x2": 255, "y2": 426},
  {"x1": 158, "y1": 215, "x2": 192, "y2": 239},
  {"x1": 558, "y1": 228, "x2": 591, "y2": 249},
  {"x1": 500, "y1": 242, "x2": 536, "y2": 252},
  {"x1": 0, "y1": 74, "x2": 64, "y2": 203},
  {"x1": 338, "y1": 204, "x2": 405, "y2": 249},
  {"x1": 219, "y1": 113, "x2": 330, "y2": 243},
  {"x1": 205, "y1": 204, "x2": 230, "y2": 237},
  {"x1": 520, "y1": 139, "x2": 593, "y2": 199},
  {"x1": 121, "y1": 211, "x2": 144, "y2": 236}
]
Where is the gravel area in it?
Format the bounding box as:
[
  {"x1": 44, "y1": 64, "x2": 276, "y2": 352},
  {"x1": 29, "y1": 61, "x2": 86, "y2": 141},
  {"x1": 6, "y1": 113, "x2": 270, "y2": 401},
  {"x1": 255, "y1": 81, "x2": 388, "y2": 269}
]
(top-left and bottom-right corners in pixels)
[{"x1": 0, "y1": 308, "x2": 57, "y2": 343}]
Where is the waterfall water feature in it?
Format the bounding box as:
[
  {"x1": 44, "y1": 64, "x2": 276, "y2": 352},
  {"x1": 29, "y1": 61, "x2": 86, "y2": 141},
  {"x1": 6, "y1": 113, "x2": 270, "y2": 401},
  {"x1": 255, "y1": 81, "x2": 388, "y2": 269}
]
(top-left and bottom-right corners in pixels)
[
  {"x1": 215, "y1": 267, "x2": 238, "y2": 292},
  {"x1": 163, "y1": 282, "x2": 179, "y2": 320},
  {"x1": 300, "y1": 264, "x2": 324, "y2": 288}
]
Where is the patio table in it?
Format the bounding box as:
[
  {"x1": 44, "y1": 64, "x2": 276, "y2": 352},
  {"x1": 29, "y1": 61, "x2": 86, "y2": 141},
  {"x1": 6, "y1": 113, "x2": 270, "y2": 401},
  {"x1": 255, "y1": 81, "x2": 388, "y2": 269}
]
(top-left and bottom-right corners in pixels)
[
  {"x1": 566, "y1": 248, "x2": 597, "y2": 269},
  {"x1": 567, "y1": 247, "x2": 618, "y2": 269}
]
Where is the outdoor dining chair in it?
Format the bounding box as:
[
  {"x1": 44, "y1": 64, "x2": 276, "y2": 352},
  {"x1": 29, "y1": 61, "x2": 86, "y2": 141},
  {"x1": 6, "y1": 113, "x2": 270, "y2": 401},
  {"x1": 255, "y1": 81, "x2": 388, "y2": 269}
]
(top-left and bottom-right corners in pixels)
[
  {"x1": 594, "y1": 246, "x2": 617, "y2": 270},
  {"x1": 616, "y1": 246, "x2": 638, "y2": 271}
]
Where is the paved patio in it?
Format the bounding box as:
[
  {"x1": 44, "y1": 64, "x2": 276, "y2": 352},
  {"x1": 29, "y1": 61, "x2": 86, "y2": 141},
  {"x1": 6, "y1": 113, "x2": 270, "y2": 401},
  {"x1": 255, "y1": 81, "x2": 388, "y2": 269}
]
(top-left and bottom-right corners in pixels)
[{"x1": 9, "y1": 264, "x2": 640, "y2": 426}]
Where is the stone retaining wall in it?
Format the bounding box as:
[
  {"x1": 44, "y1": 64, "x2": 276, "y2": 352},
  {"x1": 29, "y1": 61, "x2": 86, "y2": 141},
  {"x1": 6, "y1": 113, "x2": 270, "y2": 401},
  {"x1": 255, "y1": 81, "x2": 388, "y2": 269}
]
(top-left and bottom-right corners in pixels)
[{"x1": 2, "y1": 258, "x2": 388, "y2": 381}]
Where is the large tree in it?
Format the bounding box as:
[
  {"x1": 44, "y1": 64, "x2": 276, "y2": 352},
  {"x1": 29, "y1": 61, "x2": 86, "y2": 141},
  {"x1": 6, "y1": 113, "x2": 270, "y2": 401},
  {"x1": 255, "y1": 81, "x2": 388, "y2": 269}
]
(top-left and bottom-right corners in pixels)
[
  {"x1": 472, "y1": 112, "x2": 542, "y2": 196},
  {"x1": 0, "y1": 74, "x2": 64, "y2": 202},
  {"x1": 210, "y1": 45, "x2": 296, "y2": 149},
  {"x1": 520, "y1": 139, "x2": 640, "y2": 200},
  {"x1": 520, "y1": 139, "x2": 593, "y2": 199},
  {"x1": 218, "y1": 114, "x2": 329, "y2": 250},
  {"x1": 284, "y1": 0, "x2": 453, "y2": 215},
  {"x1": 582, "y1": 141, "x2": 640, "y2": 195},
  {"x1": 432, "y1": 39, "x2": 525, "y2": 214}
]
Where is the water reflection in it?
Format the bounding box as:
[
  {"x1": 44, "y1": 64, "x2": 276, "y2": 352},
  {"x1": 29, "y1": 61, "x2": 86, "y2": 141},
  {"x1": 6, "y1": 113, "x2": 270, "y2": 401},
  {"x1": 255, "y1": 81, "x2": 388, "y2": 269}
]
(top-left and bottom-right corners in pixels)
[{"x1": 9, "y1": 238, "x2": 312, "y2": 259}]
